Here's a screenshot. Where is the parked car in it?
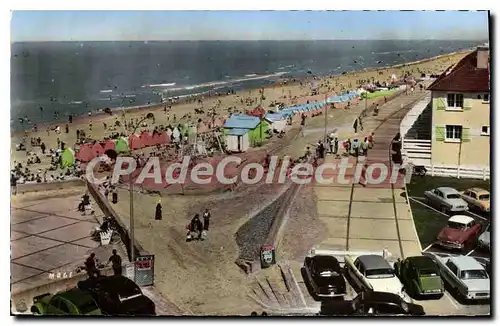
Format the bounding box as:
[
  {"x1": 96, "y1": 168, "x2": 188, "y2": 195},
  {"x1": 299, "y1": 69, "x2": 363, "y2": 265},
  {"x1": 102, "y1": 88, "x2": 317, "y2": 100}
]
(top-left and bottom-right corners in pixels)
[
  {"x1": 78, "y1": 275, "x2": 156, "y2": 316},
  {"x1": 478, "y1": 224, "x2": 491, "y2": 251},
  {"x1": 435, "y1": 215, "x2": 482, "y2": 251},
  {"x1": 302, "y1": 254, "x2": 347, "y2": 298},
  {"x1": 320, "y1": 291, "x2": 425, "y2": 316},
  {"x1": 30, "y1": 288, "x2": 101, "y2": 315},
  {"x1": 344, "y1": 254, "x2": 410, "y2": 302},
  {"x1": 424, "y1": 187, "x2": 468, "y2": 213},
  {"x1": 394, "y1": 256, "x2": 444, "y2": 299},
  {"x1": 428, "y1": 253, "x2": 490, "y2": 301},
  {"x1": 460, "y1": 188, "x2": 490, "y2": 213}
]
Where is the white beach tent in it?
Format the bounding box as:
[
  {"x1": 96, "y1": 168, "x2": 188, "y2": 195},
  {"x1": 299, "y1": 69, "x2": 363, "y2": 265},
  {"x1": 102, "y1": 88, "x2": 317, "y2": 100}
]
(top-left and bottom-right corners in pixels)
[{"x1": 265, "y1": 113, "x2": 286, "y2": 133}]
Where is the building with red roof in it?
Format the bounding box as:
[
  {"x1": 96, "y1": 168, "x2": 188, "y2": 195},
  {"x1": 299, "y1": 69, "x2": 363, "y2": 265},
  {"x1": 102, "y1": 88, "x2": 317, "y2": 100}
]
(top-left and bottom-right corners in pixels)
[{"x1": 427, "y1": 44, "x2": 490, "y2": 170}]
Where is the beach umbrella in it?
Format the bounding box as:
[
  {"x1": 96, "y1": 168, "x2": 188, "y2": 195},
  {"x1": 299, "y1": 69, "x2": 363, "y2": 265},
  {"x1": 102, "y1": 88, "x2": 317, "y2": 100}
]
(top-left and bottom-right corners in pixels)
[{"x1": 75, "y1": 144, "x2": 94, "y2": 163}]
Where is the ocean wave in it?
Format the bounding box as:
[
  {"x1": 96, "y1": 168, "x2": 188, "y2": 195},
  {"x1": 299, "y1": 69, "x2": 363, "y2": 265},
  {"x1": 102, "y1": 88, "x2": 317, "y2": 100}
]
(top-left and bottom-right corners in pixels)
[
  {"x1": 69, "y1": 101, "x2": 83, "y2": 104},
  {"x1": 161, "y1": 72, "x2": 288, "y2": 94},
  {"x1": 371, "y1": 49, "x2": 416, "y2": 55},
  {"x1": 245, "y1": 74, "x2": 257, "y2": 77},
  {"x1": 100, "y1": 89, "x2": 113, "y2": 93},
  {"x1": 142, "y1": 82, "x2": 177, "y2": 88}
]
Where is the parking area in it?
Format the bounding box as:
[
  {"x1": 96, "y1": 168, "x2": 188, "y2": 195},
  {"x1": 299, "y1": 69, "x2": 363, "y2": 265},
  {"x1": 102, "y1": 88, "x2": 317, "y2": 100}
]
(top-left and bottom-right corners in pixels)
[{"x1": 405, "y1": 175, "x2": 490, "y2": 315}]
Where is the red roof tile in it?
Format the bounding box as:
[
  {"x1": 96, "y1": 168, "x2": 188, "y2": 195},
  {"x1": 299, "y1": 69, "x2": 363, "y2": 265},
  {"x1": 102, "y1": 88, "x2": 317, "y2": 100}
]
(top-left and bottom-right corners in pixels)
[{"x1": 427, "y1": 51, "x2": 490, "y2": 93}]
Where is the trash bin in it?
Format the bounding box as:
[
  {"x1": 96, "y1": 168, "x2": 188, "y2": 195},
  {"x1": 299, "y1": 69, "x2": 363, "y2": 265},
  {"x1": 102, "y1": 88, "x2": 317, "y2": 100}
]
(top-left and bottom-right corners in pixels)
[{"x1": 260, "y1": 245, "x2": 276, "y2": 269}]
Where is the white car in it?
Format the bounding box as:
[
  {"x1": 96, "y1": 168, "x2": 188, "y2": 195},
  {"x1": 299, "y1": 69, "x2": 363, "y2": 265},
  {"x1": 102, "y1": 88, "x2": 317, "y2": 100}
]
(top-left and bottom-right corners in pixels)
[
  {"x1": 478, "y1": 224, "x2": 491, "y2": 251},
  {"x1": 424, "y1": 187, "x2": 469, "y2": 213},
  {"x1": 344, "y1": 254, "x2": 411, "y2": 302}
]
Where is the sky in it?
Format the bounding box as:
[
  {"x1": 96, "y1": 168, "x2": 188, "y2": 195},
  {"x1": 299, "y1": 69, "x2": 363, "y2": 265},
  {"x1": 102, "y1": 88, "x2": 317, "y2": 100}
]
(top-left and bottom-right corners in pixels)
[{"x1": 10, "y1": 10, "x2": 489, "y2": 42}]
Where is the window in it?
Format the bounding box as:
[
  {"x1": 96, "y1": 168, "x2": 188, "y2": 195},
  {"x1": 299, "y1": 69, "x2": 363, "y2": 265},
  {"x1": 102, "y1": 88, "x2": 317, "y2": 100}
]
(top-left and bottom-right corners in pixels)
[
  {"x1": 481, "y1": 126, "x2": 490, "y2": 136},
  {"x1": 446, "y1": 261, "x2": 459, "y2": 276},
  {"x1": 446, "y1": 125, "x2": 462, "y2": 141},
  {"x1": 447, "y1": 93, "x2": 464, "y2": 108}
]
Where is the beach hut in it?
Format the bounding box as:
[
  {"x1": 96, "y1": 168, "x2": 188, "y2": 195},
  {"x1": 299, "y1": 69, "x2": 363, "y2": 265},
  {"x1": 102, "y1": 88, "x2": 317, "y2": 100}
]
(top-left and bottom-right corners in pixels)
[
  {"x1": 115, "y1": 137, "x2": 130, "y2": 153},
  {"x1": 76, "y1": 143, "x2": 95, "y2": 163},
  {"x1": 92, "y1": 143, "x2": 105, "y2": 158},
  {"x1": 129, "y1": 134, "x2": 143, "y2": 150},
  {"x1": 265, "y1": 113, "x2": 286, "y2": 133},
  {"x1": 223, "y1": 114, "x2": 270, "y2": 151},
  {"x1": 61, "y1": 147, "x2": 75, "y2": 168}
]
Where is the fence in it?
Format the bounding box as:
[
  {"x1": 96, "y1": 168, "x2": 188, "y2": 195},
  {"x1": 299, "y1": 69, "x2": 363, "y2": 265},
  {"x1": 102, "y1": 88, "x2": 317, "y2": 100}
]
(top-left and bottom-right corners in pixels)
[
  {"x1": 402, "y1": 139, "x2": 431, "y2": 165},
  {"x1": 424, "y1": 164, "x2": 490, "y2": 180}
]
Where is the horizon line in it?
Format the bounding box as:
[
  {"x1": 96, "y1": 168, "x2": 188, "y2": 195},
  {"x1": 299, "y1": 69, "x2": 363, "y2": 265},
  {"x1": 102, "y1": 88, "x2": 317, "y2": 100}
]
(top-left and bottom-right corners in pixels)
[{"x1": 11, "y1": 38, "x2": 489, "y2": 43}]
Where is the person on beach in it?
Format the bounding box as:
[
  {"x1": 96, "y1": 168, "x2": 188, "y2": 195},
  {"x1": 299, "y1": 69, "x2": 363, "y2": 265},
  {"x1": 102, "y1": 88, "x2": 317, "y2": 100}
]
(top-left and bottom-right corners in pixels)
[
  {"x1": 155, "y1": 200, "x2": 162, "y2": 221},
  {"x1": 187, "y1": 214, "x2": 203, "y2": 241},
  {"x1": 40, "y1": 142, "x2": 46, "y2": 155},
  {"x1": 65, "y1": 124, "x2": 69, "y2": 134},
  {"x1": 203, "y1": 208, "x2": 211, "y2": 232},
  {"x1": 107, "y1": 249, "x2": 122, "y2": 276}
]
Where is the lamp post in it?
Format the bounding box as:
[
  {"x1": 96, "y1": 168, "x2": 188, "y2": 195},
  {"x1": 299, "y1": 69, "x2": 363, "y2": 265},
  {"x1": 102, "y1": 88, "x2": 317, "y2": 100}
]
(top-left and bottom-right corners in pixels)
[
  {"x1": 129, "y1": 113, "x2": 154, "y2": 263},
  {"x1": 323, "y1": 93, "x2": 328, "y2": 142}
]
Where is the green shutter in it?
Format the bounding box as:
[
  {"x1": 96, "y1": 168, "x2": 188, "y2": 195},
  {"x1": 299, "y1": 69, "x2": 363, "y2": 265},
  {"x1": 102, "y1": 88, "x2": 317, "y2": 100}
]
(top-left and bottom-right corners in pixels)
[
  {"x1": 436, "y1": 98, "x2": 446, "y2": 110},
  {"x1": 461, "y1": 128, "x2": 470, "y2": 142},
  {"x1": 463, "y1": 98, "x2": 472, "y2": 110},
  {"x1": 435, "y1": 126, "x2": 445, "y2": 141}
]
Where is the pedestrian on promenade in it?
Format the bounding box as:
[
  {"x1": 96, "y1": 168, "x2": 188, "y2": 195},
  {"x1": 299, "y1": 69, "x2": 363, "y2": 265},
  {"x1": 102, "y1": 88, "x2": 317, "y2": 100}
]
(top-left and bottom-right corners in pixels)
[
  {"x1": 300, "y1": 114, "x2": 306, "y2": 137},
  {"x1": 368, "y1": 132, "x2": 375, "y2": 148},
  {"x1": 358, "y1": 117, "x2": 364, "y2": 131},
  {"x1": 333, "y1": 137, "x2": 339, "y2": 158},
  {"x1": 155, "y1": 200, "x2": 162, "y2": 220},
  {"x1": 352, "y1": 139, "x2": 359, "y2": 157},
  {"x1": 108, "y1": 249, "x2": 122, "y2": 276},
  {"x1": 111, "y1": 186, "x2": 118, "y2": 204},
  {"x1": 10, "y1": 173, "x2": 17, "y2": 195},
  {"x1": 85, "y1": 253, "x2": 100, "y2": 279},
  {"x1": 353, "y1": 119, "x2": 358, "y2": 133},
  {"x1": 361, "y1": 137, "x2": 369, "y2": 156}
]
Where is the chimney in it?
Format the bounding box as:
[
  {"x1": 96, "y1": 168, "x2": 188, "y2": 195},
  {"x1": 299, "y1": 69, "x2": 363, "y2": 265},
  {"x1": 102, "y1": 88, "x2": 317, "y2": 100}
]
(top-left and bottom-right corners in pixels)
[{"x1": 476, "y1": 44, "x2": 489, "y2": 69}]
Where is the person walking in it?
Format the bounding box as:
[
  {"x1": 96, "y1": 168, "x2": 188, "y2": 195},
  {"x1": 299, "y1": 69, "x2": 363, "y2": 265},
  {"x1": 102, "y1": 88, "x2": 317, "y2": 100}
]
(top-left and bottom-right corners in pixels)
[
  {"x1": 361, "y1": 137, "x2": 369, "y2": 156},
  {"x1": 300, "y1": 114, "x2": 306, "y2": 137},
  {"x1": 353, "y1": 118, "x2": 358, "y2": 133},
  {"x1": 10, "y1": 173, "x2": 17, "y2": 196},
  {"x1": 155, "y1": 200, "x2": 162, "y2": 220},
  {"x1": 85, "y1": 253, "x2": 100, "y2": 279},
  {"x1": 333, "y1": 137, "x2": 339, "y2": 158},
  {"x1": 108, "y1": 249, "x2": 122, "y2": 276},
  {"x1": 203, "y1": 208, "x2": 211, "y2": 231},
  {"x1": 111, "y1": 186, "x2": 118, "y2": 204}
]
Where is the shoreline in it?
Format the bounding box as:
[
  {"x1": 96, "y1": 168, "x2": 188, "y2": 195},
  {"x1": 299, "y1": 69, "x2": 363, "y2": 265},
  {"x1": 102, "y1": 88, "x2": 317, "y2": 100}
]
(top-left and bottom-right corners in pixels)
[{"x1": 11, "y1": 48, "x2": 472, "y2": 138}]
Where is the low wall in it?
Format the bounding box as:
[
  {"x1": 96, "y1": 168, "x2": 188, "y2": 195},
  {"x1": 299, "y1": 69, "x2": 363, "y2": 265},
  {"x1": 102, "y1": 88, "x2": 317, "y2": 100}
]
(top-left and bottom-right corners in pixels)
[
  {"x1": 12, "y1": 267, "x2": 114, "y2": 314},
  {"x1": 16, "y1": 179, "x2": 84, "y2": 194},
  {"x1": 86, "y1": 180, "x2": 148, "y2": 261}
]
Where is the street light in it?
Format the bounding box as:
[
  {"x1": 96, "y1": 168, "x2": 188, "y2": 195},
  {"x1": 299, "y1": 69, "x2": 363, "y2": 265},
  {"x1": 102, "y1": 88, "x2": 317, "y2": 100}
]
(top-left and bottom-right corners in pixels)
[{"x1": 129, "y1": 112, "x2": 155, "y2": 263}]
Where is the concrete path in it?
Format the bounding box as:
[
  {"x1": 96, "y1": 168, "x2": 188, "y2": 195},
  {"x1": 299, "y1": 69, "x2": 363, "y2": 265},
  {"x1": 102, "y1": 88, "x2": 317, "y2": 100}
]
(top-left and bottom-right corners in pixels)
[{"x1": 312, "y1": 90, "x2": 427, "y2": 258}]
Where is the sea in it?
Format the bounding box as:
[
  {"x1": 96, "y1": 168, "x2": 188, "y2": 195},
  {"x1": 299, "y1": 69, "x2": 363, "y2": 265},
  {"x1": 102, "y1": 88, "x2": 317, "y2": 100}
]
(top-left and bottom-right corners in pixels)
[{"x1": 10, "y1": 40, "x2": 483, "y2": 131}]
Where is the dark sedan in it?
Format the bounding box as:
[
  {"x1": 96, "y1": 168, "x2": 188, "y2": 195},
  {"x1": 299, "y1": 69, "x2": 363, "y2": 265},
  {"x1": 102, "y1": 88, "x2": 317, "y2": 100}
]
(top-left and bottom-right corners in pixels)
[
  {"x1": 303, "y1": 255, "x2": 346, "y2": 298},
  {"x1": 321, "y1": 291, "x2": 425, "y2": 316},
  {"x1": 78, "y1": 275, "x2": 156, "y2": 316}
]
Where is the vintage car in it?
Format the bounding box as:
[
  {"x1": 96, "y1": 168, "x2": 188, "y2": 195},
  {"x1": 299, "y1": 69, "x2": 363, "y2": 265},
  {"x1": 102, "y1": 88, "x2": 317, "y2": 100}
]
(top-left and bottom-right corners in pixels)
[
  {"x1": 394, "y1": 256, "x2": 444, "y2": 299},
  {"x1": 460, "y1": 188, "x2": 490, "y2": 213},
  {"x1": 478, "y1": 224, "x2": 491, "y2": 251},
  {"x1": 302, "y1": 254, "x2": 347, "y2": 298},
  {"x1": 435, "y1": 215, "x2": 482, "y2": 251},
  {"x1": 78, "y1": 275, "x2": 156, "y2": 316},
  {"x1": 424, "y1": 187, "x2": 468, "y2": 213},
  {"x1": 30, "y1": 288, "x2": 101, "y2": 315},
  {"x1": 320, "y1": 291, "x2": 425, "y2": 316},
  {"x1": 344, "y1": 254, "x2": 410, "y2": 302},
  {"x1": 428, "y1": 253, "x2": 490, "y2": 301}
]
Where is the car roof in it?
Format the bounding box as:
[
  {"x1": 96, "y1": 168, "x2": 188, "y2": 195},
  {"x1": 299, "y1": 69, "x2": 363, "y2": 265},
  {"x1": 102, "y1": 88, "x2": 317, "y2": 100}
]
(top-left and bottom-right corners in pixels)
[
  {"x1": 313, "y1": 255, "x2": 340, "y2": 264},
  {"x1": 356, "y1": 255, "x2": 391, "y2": 270},
  {"x1": 437, "y1": 187, "x2": 459, "y2": 194},
  {"x1": 58, "y1": 288, "x2": 96, "y2": 306},
  {"x1": 407, "y1": 256, "x2": 438, "y2": 271},
  {"x1": 466, "y1": 188, "x2": 489, "y2": 195},
  {"x1": 448, "y1": 215, "x2": 474, "y2": 225},
  {"x1": 450, "y1": 256, "x2": 485, "y2": 270},
  {"x1": 361, "y1": 291, "x2": 401, "y2": 303}
]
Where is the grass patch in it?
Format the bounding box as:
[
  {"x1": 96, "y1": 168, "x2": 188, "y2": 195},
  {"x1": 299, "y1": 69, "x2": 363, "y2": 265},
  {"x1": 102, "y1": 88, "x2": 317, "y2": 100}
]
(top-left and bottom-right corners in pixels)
[
  {"x1": 407, "y1": 176, "x2": 490, "y2": 249},
  {"x1": 409, "y1": 200, "x2": 448, "y2": 248}
]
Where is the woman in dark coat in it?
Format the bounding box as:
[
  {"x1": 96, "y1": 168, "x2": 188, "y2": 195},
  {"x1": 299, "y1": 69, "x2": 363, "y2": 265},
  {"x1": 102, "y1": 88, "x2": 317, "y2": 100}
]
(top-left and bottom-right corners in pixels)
[{"x1": 155, "y1": 200, "x2": 162, "y2": 220}]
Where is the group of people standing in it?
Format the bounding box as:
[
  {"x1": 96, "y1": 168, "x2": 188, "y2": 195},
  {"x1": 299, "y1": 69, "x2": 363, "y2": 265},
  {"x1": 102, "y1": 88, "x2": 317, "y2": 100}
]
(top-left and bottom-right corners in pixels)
[{"x1": 186, "y1": 209, "x2": 211, "y2": 241}]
